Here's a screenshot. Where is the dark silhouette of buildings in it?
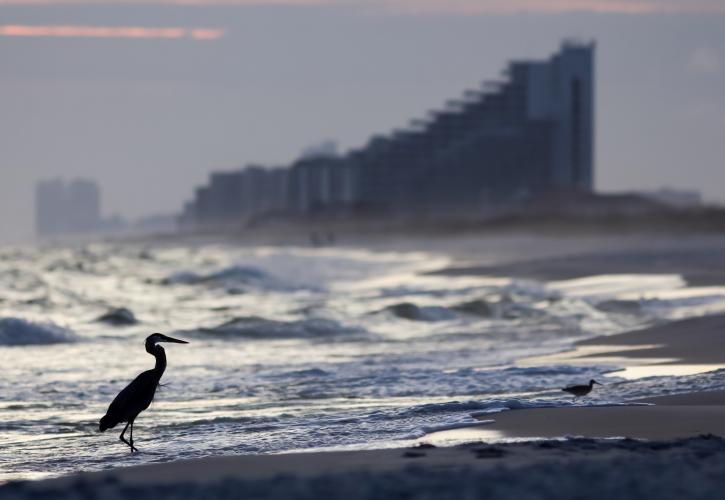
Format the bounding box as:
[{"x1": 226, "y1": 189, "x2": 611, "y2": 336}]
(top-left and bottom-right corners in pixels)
[
  {"x1": 35, "y1": 178, "x2": 102, "y2": 236},
  {"x1": 180, "y1": 41, "x2": 595, "y2": 228},
  {"x1": 181, "y1": 166, "x2": 289, "y2": 228}
]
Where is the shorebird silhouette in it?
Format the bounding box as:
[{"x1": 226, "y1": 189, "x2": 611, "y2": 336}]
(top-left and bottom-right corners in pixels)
[
  {"x1": 99, "y1": 333, "x2": 188, "y2": 452},
  {"x1": 562, "y1": 379, "x2": 601, "y2": 400}
]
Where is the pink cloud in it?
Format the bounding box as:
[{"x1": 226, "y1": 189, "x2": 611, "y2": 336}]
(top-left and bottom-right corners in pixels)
[
  {"x1": 379, "y1": 0, "x2": 725, "y2": 15},
  {"x1": 0, "y1": 0, "x2": 723, "y2": 14},
  {"x1": 190, "y1": 28, "x2": 224, "y2": 39},
  {"x1": 0, "y1": 24, "x2": 225, "y2": 39}
]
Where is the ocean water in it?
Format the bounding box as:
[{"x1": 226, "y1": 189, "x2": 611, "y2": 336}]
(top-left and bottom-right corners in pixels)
[{"x1": 2, "y1": 242, "x2": 725, "y2": 482}]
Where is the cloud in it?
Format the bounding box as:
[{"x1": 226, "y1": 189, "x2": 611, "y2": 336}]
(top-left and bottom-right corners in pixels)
[
  {"x1": 0, "y1": 24, "x2": 225, "y2": 39},
  {"x1": 689, "y1": 46, "x2": 722, "y2": 74},
  {"x1": 0, "y1": 0, "x2": 724, "y2": 14},
  {"x1": 0, "y1": 0, "x2": 326, "y2": 4},
  {"x1": 377, "y1": 0, "x2": 725, "y2": 15}
]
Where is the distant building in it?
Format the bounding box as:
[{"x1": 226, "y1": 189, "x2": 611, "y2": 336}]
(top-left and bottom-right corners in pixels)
[
  {"x1": 347, "y1": 40, "x2": 594, "y2": 209},
  {"x1": 35, "y1": 178, "x2": 102, "y2": 236},
  {"x1": 180, "y1": 41, "x2": 595, "y2": 228},
  {"x1": 179, "y1": 166, "x2": 289, "y2": 228},
  {"x1": 66, "y1": 179, "x2": 101, "y2": 232},
  {"x1": 288, "y1": 157, "x2": 357, "y2": 212},
  {"x1": 35, "y1": 178, "x2": 67, "y2": 236}
]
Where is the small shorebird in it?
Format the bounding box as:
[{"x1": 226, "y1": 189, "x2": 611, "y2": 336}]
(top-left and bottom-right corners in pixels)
[
  {"x1": 99, "y1": 333, "x2": 188, "y2": 452},
  {"x1": 562, "y1": 379, "x2": 602, "y2": 400}
]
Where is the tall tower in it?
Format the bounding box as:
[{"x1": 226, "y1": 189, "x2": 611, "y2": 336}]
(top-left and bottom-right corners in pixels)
[
  {"x1": 67, "y1": 179, "x2": 101, "y2": 232},
  {"x1": 35, "y1": 178, "x2": 66, "y2": 236},
  {"x1": 35, "y1": 178, "x2": 101, "y2": 236},
  {"x1": 525, "y1": 41, "x2": 595, "y2": 191}
]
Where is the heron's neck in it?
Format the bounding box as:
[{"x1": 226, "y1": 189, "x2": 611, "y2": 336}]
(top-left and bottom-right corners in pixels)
[{"x1": 146, "y1": 344, "x2": 167, "y2": 375}]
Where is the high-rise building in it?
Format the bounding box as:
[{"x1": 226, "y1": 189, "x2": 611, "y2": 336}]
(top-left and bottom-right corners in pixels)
[
  {"x1": 180, "y1": 41, "x2": 595, "y2": 227},
  {"x1": 66, "y1": 179, "x2": 101, "y2": 232},
  {"x1": 35, "y1": 178, "x2": 67, "y2": 236},
  {"x1": 34, "y1": 178, "x2": 102, "y2": 236},
  {"x1": 523, "y1": 41, "x2": 594, "y2": 191},
  {"x1": 179, "y1": 167, "x2": 289, "y2": 228},
  {"x1": 346, "y1": 40, "x2": 594, "y2": 209}
]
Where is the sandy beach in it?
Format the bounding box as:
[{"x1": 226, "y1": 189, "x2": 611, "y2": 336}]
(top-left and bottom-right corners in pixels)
[
  {"x1": 427, "y1": 233, "x2": 725, "y2": 286},
  {"x1": 463, "y1": 392, "x2": 725, "y2": 440},
  {"x1": 6, "y1": 434, "x2": 725, "y2": 499},
  {"x1": 576, "y1": 314, "x2": 725, "y2": 364},
  {"x1": 519, "y1": 313, "x2": 725, "y2": 378}
]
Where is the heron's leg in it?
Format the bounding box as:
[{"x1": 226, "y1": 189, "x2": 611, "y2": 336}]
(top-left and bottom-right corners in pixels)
[
  {"x1": 119, "y1": 421, "x2": 133, "y2": 452},
  {"x1": 129, "y1": 419, "x2": 138, "y2": 453}
]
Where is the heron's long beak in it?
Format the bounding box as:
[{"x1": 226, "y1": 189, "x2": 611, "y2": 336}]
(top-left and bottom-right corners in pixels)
[
  {"x1": 158, "y1": 334, "x2": 189, "y2": 344},
  {"x1": 593, "y1": 381, "x2": 602, "y2": 385}
]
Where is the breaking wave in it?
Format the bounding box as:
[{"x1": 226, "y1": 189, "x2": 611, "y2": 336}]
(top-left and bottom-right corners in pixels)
[
  {"x1": 162, "y1": 265, "x2": 283, "y2": 292},
  {"x1": 381, "y1": 302, "x2": 458, "y2": 322},
  {"x1": 95, "y1": 307, "x2": 138, "y2": 326},
  {"x1": 380, "y1": 298, "x2": 549, "y2": 323},
  {"x1": 185, "y1": 316, "x2": 364, "y2": 340},
  {"x1": 0, "y1": 317, "x2": 78, "y2": 346}
]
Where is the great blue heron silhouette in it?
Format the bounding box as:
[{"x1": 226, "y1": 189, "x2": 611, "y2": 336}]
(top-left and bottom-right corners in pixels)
[{"x1": 99, "y1": 333, "x2": 188, "y2": 452}]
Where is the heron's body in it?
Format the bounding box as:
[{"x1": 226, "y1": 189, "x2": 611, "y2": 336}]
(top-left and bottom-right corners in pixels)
[
  {"x1": 562, "y1": 379, "x2": 601, "y2": 399},
  {"x1": 99, "y1": 356, "x2": 164, "y2": 432},
  {"x1": 99, "y1": 334, "x2": 187, "y2": 452}
]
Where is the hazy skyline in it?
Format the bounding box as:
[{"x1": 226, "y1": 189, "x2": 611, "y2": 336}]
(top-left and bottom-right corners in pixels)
[{"x1": 1, "y1": 1, "x2": 724, "y2": 241}]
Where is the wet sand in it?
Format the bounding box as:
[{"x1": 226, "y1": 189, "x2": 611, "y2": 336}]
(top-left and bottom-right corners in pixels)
[
  {"x1": 637, "y1": 390, "x2": 725, "y2": 405},
  {"x1": 7, "y1": 435, "x2": 725, "y2": 500},
  {"x1": 516, "y1": 316, "x2": 725, "y2": 386},
  {"x1": 463, "y1": 397, "x2": 725, "y2": 440},
  {"x1": 520, "y1": 314, "x2": 725, "y2": 379},
  {"x1": 428, "y1": 239, "x2": 725, "y2": 286},
  {"x1": 576, "y1": 314, "x2": 725, "y2": 364},
  {"x1": 7, "y1": 435, "x2": 725, "y2": 499}
]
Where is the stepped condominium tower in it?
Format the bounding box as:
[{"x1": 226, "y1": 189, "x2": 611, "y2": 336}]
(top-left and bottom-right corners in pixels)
[
  {"x1": 180, "y1": 41, "x2": 595, "y2": 227},
  {"x1": 525, "y1": 41, "x2": 594, "y2": 191}
]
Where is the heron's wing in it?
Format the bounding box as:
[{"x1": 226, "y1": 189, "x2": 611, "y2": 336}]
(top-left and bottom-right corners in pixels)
[{"x1": 102, "y1": 370, "x2": 160, "y2": 427}]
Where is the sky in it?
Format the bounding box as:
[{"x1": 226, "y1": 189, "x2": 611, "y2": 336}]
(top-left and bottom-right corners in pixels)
[{"x1": 1, "y1": 0, "x2": 724, "y2": 242}]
